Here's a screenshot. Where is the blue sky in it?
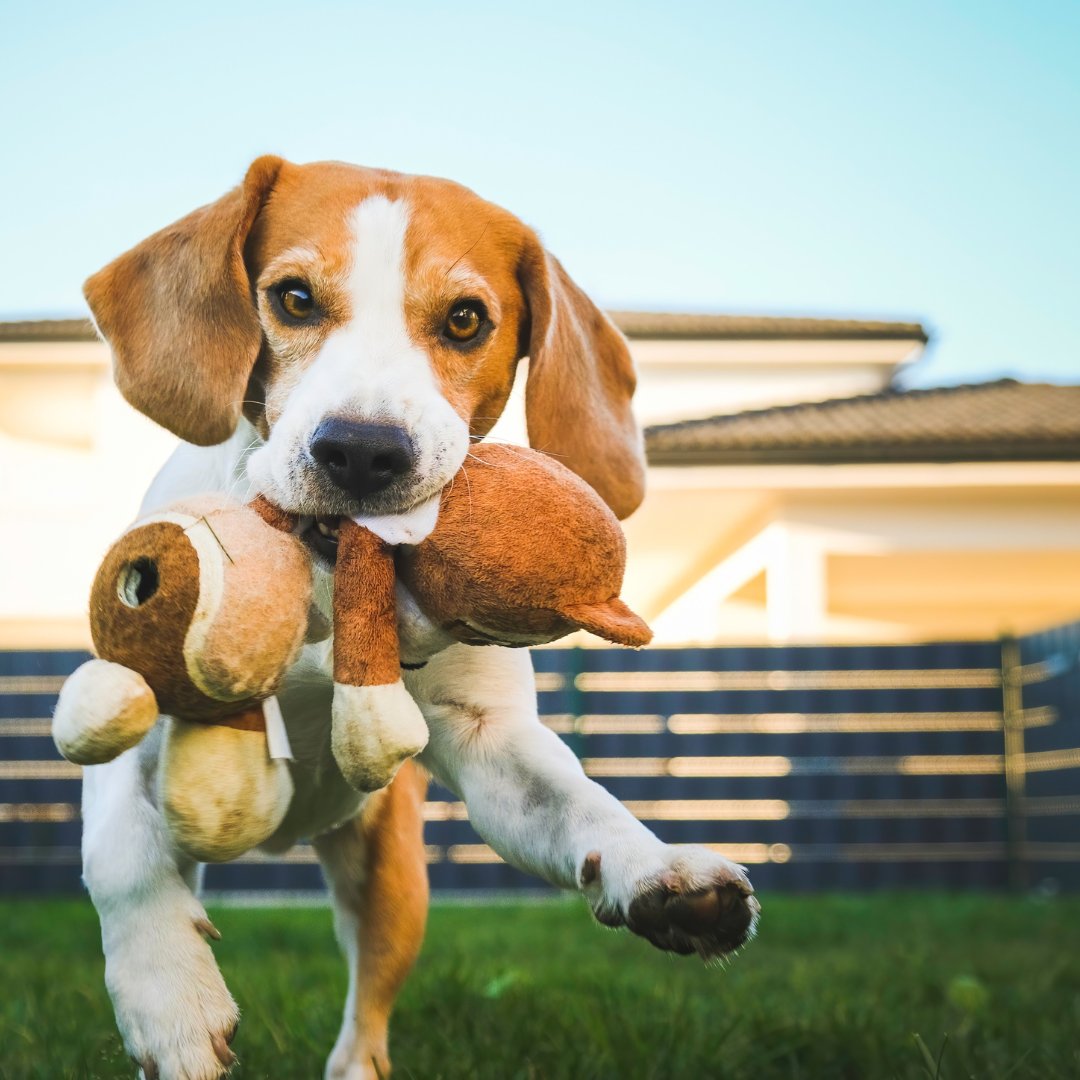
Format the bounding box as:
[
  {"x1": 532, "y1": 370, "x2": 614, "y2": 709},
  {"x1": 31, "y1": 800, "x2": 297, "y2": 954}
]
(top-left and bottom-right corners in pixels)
[{"x1": 2, "y1": 1, "x2": 1077, "y2": 387}]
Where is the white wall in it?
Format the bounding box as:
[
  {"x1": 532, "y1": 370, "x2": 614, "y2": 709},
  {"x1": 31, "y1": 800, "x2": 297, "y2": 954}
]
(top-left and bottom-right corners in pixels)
[
  {"x1": 641, "y1": 464, "x2": 1080, "y2": 644},
  {"x1": 0, "y1": 341, "x2": 177, "y2": 646}
]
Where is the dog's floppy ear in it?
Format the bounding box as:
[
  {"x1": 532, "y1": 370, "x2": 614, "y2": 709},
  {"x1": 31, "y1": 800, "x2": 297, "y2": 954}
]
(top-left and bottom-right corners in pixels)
[
  {"x1": 83, "y1": 155, "x2": 284, "y2": 446},
  {"x1": 519, "y1": 237, "x2": 646, "y2": 520}
]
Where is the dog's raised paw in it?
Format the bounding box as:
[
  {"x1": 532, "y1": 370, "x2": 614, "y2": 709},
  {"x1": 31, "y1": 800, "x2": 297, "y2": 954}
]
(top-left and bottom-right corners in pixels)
[{"x1": 585, "y1": 844, "x2": 760, "y2": 960}]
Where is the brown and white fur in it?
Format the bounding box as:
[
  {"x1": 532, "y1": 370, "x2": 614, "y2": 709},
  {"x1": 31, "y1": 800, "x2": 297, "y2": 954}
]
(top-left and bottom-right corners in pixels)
[{"x1": 78, "y1": 157, "x2": 758, "y2": 1080}]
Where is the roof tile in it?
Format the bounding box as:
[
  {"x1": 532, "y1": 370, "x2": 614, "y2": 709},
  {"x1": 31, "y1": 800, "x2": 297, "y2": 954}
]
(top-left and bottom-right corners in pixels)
[{"x1": 646, "y1": 380, "x2": 1080, "y2": 464}]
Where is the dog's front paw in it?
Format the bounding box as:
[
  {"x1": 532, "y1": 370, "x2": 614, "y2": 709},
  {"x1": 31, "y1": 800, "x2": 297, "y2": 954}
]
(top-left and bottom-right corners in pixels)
[
  {"x1": 102, "y1": 898, "x2": 239, "y2": 1079},
  {"x1": 581, "y1": 843, "x2": 759, "y2": 960}
]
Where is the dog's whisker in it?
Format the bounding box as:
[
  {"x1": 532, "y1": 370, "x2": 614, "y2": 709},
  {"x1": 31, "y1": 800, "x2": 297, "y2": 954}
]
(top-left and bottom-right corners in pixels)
[
  {"x1": 466, "y1": 451, "x2": 514, "y2": 472},
  {"x1": 522, "y1": 444, "x2": 569, "y2": 459},
  {"x1": 458, "y1": 461, "x2": 474, "y2": 516}
]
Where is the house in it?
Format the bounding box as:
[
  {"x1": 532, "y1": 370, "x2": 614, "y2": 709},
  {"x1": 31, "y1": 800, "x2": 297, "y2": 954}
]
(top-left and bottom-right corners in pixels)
[
  {"x1": 635, "y1": 379, "x2": 1080, "y2": 644},
  {"x1": 1, "y1": 315, "x2": 1076, "y2": 648}
]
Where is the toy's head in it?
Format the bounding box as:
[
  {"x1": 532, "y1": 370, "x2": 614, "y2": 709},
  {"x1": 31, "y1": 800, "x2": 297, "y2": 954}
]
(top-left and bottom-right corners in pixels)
[
  {"x1": 90, "y1": 495, "x2": 313, "y2": 720},
  {"x1": 397, "y1": 443, "x2": 651, "y2": 648}
]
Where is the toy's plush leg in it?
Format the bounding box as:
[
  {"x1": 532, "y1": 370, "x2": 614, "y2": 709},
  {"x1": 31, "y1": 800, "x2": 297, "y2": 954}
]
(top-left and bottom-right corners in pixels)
[
  {"x1": 331, "y1": 520, "x2": 429, "y2": 792},
  {"x1": 161, "y1": 699, "x2": 294, "y2": 862},
  {"x1": 53, "y1": 658, "x2": 159, "y2": 765}
]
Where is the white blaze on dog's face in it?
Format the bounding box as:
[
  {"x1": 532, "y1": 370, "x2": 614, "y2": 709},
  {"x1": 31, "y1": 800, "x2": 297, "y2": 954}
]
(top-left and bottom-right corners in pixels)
[
  {"x1": 247, "y1": 196, "x2": 471, "y2": 521},
  {"x1": 83, "y1": 157, "x2": 648, "y2": 535}
]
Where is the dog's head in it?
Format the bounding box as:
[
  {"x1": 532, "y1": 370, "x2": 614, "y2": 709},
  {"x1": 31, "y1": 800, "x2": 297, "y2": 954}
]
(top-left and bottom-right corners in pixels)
[{"x1": 84, "y1": 156, "x2": 645, "y2": 534}]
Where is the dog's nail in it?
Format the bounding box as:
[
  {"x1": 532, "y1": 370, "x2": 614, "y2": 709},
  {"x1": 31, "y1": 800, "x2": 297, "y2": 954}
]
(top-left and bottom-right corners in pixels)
[
  {"x1": 141, "y1": 1059, "x2": 159, "y2": 1080},
  {"x1": 195, "y1": 917, "x2": 222, "y2": 941},
  {"x1": 580, "y1": 850, "x2": 601, "y2": 887},
  {"x1": 212, "y1": 1032, "x2": 238, "y2": 1067}
]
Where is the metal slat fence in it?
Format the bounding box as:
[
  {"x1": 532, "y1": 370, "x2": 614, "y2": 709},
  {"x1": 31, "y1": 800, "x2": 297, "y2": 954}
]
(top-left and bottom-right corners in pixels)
[
  {"x1": 1012, "y1": 621, "x2": 1080, "y2": 890},
  {"x1": 2, "y1": 625, "x2": 1078, "y2": 895}
]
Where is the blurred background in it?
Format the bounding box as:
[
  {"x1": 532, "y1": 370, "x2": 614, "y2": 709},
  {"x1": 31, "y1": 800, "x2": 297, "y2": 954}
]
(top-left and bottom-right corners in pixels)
[
  {"x1": 2, "y1": 0, "x2": 1080, "y2": 894},
  {"x1": 1, "y1": 3, "x2": 1078, "y2": 1074}
]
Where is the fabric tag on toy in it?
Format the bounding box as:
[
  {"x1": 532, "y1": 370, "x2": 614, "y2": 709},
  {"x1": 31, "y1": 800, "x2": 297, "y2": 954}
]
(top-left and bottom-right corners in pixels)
[
  {"x1": 354, "y1": 492, "x2": 440, "y2": 546},
  {"x1": 262, "y1": 696, "x2": 294, "y2": 761}
]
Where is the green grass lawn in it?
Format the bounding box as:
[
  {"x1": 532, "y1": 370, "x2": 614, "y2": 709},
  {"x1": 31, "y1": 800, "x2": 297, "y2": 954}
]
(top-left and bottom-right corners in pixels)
[{"x1": 1, "y1": 893, "x2": 1078, "y2": 1079}]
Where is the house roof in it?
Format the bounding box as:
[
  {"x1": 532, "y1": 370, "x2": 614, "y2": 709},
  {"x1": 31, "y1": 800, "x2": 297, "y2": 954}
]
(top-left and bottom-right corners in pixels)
[
  {"x1": 0, "y1": 319, "x2": 99, "y2": 343},
  {"x1": 645, "y1": 380, "x2": 1080, "y2": 465},
  {"x1": 0, "y1": 312, "x2": 929, "y2": 344},
  {"x1": 608, "y1": 311, "x2": 929, "y2": 342}
]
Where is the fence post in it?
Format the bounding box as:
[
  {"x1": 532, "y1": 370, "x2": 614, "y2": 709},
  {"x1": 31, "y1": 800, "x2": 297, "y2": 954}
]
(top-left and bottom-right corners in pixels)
[
  {"x1": 566, "y1": 646, "x2": 586, "y2": 759},
  {"x1": 999, "y1": 635, "x2": 1028, "y2": 892}
]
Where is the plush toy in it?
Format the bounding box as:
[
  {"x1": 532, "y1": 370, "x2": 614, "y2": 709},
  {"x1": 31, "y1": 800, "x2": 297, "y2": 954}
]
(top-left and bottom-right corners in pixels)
[{"x1": 53, "y1": 443, "x2": 651, "y2": 860}]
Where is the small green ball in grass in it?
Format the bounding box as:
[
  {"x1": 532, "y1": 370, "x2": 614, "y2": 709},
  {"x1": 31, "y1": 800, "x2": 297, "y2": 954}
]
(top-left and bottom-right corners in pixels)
[{"x1": 947, "y1": 974, "x2": 989, "y2": 1013}]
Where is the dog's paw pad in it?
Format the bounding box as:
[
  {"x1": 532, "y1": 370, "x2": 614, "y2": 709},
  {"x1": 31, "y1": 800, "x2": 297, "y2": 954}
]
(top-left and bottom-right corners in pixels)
[{"x1": 622, "y1": 849, "x2": 759, "y2": 960}]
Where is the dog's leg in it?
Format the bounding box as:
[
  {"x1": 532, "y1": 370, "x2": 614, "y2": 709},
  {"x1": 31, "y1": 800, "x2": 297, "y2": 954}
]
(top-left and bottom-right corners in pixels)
[
  {"x1": 314, "y1": 761, "x2": 429, "y2": 1080},
  {"x1": 410, "y1": 645, "x2": 759, "y2": 960},
  {"x1": 82, "y1": 729, "x2": 240, "y2": 1080}
]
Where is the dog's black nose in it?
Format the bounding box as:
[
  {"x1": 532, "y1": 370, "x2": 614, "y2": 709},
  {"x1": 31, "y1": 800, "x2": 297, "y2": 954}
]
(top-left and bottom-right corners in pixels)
[{"x1": 309, "y1": 419, "x2": 416, "y2": 500}]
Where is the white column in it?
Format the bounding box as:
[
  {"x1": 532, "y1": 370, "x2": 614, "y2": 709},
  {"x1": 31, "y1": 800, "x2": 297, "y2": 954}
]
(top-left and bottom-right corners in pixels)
[{"x1": 765, "y1": 522, "x2": 828, "y2": 643}]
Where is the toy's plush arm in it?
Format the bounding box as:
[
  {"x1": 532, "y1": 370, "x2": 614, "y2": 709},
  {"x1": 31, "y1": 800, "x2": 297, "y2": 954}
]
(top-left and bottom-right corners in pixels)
[
  {"x1": 330, "y1": 519, "x2": 429, "y2": 792},
  {"x1": 248, "y1": 494, "x2": 298, "y2": 534},
  {"x1": 333, "y1": 522, "x2": 401, "y2": 687},
  {"x1": 53, "y1": 659, "x2": 160, "y2": 765}
]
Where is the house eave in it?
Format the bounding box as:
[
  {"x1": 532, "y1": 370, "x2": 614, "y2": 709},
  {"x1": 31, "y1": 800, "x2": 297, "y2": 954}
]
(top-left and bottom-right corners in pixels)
[{"x1": 646, "y1": 445, "x2": 1080, "y2": 467}]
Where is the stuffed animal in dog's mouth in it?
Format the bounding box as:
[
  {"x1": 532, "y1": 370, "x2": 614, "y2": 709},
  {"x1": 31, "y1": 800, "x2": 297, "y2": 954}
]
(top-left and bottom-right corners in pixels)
[{"x1": 53, "y1": 442, "x2": 652, "y2": 861}]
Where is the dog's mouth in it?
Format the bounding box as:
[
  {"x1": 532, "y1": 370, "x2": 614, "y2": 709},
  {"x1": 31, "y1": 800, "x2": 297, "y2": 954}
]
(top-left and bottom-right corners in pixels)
[
  {"x1": 302, "y1": 515, "x2": 341, "y2": 565},
  {"x1": 298, "y1": 492, "x2": 442, "y2": 568}
]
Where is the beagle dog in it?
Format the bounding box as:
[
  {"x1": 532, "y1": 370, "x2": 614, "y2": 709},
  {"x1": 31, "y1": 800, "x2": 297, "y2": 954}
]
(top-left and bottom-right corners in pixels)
[{"x1": 78, "y1": 156, "x2": 759, "y2": 1080}]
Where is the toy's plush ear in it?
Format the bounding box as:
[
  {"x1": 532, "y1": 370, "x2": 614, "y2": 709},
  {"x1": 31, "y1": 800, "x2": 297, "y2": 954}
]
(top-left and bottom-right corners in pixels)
[
  {"x1": 519, "y1": 237, "x2": 646, "y2": 521},
  {"x1": 560, "y1": 598, "x2": 653, "y2": 648},
  {"x1": 83, "y1": 155, "x2": 284, "y2": 446}
]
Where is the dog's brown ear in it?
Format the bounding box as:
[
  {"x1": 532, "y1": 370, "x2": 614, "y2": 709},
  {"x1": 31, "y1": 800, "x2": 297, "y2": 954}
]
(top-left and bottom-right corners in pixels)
[
  {"x1": 519, "y1": 237, "x2": 646, "y2": 520},
  {"x1": 83, "y1": 155, "x2": 284, "y2": 446}
]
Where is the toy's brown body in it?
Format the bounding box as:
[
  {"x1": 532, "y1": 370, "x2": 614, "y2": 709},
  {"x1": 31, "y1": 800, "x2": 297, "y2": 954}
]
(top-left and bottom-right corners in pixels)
[
  {"x1": 400, "y1": 443, "x2": 650, "y2": 649},
  {"x1": 54, "y1": 443, "x2": 651, "y2": 857}
]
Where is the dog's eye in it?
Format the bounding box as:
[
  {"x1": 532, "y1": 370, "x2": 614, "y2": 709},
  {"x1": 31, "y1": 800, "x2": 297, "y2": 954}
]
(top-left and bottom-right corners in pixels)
[
  {"x1": 444, "y1": 301, "x2": 486, "y2": 343},
  {"x1": 276, "y1": 281, "x2": 316, "y2": 321}
]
